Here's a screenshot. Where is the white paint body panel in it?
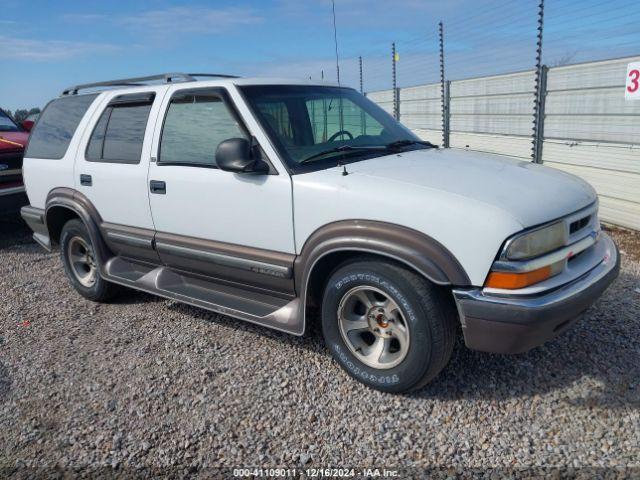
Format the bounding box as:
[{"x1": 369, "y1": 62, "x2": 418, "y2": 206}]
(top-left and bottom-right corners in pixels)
[
  {"x1": 73, "y1": 87, "x2": 169, "y2": 230},
  {"x1": 293, "y1": 148, "x2": 596, "y2": 285},
  {"x1": 23, "y1": 157, "x2": 74, "y2": 209},
  {"x1": 147, "y1": 83, "x2": 295, "y2": 253},
  {"x1": 147, "y1": 165, "x2": 295, "y2": 252}
]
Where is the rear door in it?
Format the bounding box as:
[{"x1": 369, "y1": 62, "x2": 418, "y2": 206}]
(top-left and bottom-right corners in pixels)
[
  {"x1": 75, "y1": 89, "x2": 167, "y2": 263},
  {"x1": 147, "y1": 85, "x2": 296, "y2": 295}
]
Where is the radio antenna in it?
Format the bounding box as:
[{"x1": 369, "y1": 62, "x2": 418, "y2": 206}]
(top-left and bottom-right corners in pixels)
[{"x1": 332, "y1": 0, "x2": 341, "y2": 85}]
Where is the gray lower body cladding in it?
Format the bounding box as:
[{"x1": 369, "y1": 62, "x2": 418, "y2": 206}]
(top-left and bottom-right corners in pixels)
[{"x1": 20, "y1": 205, "x2": 304, "y2": 334}]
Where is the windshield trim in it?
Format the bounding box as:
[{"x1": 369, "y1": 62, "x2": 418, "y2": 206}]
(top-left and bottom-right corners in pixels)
[{"x1": 237, "y1": 84, "x2": 421, "y2": 175}]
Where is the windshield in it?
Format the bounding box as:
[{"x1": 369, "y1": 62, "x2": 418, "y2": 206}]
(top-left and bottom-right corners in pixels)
[
  {"x1": 240, "y1": 85, "x2": 426, "y2": 173},
  {"x1": 0, "y1": 109, "x2": 20, "y2": 132}
]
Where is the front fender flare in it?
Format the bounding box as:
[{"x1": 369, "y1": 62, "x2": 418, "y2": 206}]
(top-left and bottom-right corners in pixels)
[{"x1": 293, "y1": 220, "x2": 471, "y2": 332}]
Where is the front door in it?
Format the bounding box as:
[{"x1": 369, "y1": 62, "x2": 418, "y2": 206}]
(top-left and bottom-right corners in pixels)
[{"x1": 147, "y1": 86, "x2": 295, "y2": 295}]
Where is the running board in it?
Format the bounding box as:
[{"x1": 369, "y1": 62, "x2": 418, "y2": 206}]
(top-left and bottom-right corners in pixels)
[{"x1": 103, "y1": 257, "x2": 304, "y2": 335}]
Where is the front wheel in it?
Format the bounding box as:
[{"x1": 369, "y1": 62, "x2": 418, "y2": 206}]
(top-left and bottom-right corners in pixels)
[{"x1": 321, "y1": 258, "x2": 457, "y2": 393}]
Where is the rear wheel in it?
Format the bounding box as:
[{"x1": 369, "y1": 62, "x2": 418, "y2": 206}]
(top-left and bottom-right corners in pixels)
[
  {"x1": 60, "y1": 219, "x2": 120, "y2": 302},
  {"x1": 321, "y1": 258, "x2": 457, "y2": 393}
]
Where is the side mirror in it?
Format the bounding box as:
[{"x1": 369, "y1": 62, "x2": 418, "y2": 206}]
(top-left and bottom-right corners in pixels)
[
  {"x1": 21, "y1": 120, "x2": 34, "y2": 132},
  {"x1": 215, "y1": 138, "x2": 269, "y2": 174}
]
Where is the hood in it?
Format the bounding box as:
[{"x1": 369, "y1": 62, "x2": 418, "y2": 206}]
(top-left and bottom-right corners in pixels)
[
  {"x1": 341, "y1": 148, "x2": 596, "y2": 227},
  {"x1": 0, "y1": 131, "x2": 29, "y2": 152}
]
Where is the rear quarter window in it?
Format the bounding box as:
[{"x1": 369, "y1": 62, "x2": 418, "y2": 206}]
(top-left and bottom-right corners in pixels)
[{"x1": 25, "y1": 94, "x2": 98, "y2": 159}]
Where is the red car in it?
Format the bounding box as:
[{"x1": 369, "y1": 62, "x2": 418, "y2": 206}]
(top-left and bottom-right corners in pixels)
[{"x1": 0, "y1": 108, "x2": 30, "y2": 215}]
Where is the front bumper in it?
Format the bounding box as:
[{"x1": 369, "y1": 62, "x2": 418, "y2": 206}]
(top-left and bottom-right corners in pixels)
[{"x1": 452, "y1": 232, "x2": 619, "y2": 354}]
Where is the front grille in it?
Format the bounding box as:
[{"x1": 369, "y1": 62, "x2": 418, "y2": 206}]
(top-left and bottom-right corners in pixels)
[{"x1": 569, "y1": 215, "x2": 591, "y2": 235}]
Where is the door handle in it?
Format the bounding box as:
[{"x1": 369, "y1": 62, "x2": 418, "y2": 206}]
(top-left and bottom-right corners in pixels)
[
  {"x1": 80, "y1": 174, "x2": 92, "y2": 186},
  {"x1": 150, "y1": 180, "x2": 166, "y2": 194}
]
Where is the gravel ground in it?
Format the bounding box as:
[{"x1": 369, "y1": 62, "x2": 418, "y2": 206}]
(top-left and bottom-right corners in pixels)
[{"x1": 0, "y1": 215, "x2": 638, "y2": 477}]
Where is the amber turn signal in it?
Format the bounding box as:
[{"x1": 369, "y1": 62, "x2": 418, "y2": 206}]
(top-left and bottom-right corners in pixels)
[{"x1": 485, "y1": 265, "x2": 552, "y2": 289}]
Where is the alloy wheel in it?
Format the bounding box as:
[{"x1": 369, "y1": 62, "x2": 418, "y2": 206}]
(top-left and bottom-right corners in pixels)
[
  {"x1": 67, "y1": 236, "x2": 97, "y2": 288},
  {"x1": 337, "y1": 286, "x2": 411, "y2": 369}
]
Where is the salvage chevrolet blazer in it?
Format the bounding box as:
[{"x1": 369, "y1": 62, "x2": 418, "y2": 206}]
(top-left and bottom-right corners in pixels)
[{"x1": 20, "y1": 73, "x2": 619, "y2": 393}]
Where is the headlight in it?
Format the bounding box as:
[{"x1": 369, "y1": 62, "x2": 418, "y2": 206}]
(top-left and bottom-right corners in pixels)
[{"x1": 505, "y1": 221, "x2": 565, "y2": 260}]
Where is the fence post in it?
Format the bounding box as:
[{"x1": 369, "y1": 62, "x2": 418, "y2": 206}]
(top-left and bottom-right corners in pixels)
[
  {"x1": 439, "y1": 21, "x2": 449, "y2": 148},
  {"x1": 444, "y1": 80, "x2": 451, "y2": 148},
  {"x1": 532, "y1": 0, "x2": 546, "y2": 163},
  {"x1": 359, "y1": 56, "x2": 367, "y2": 134},
  {"x1": 533, "y1": 66, "x2": 548, "y2": 164},
  {"x1": 392, "y1": 42, "x2": 399, "y2": 120}
]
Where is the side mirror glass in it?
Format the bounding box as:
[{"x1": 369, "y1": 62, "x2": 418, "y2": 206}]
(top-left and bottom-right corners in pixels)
[
  {"x1": 21, "y1": 120, "x2": 34, "y2": 132},
  {"x1": 215, "y1": 138, "x2": 268, "y2": 174}
]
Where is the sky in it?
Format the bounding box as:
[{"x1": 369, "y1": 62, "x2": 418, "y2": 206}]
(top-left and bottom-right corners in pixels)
[{"x1": 1, "y1": 0, "x2": 639, "y2": 111}]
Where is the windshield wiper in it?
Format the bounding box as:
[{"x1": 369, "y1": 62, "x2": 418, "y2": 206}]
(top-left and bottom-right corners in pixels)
[
  {"x1": 385, "y1": 139, "x2": 438, "y2": 150},
  {"x1": 299, "y1": 145, "x2": 386, "y2": 165},
  {"x1": 298, "y1": 140, "x2": 437, "y2": 166}
]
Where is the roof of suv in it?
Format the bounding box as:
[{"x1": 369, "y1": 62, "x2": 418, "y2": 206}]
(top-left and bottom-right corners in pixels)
[{"x1": 60, "y1": 73, "x2": 341, "y2": 97}]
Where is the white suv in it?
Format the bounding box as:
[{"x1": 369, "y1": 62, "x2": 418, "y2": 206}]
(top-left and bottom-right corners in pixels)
[{"x1": 21, "y1": 73, "x2": 619, "y2": 392}]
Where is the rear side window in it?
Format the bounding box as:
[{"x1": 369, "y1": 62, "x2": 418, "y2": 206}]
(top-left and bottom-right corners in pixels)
[
  {"x1": 86, "y1": 93, "x2": 154, "y2": 164},
  {"x1": 25, "y1": 94, "x2": 98, "y2": 159},
  {"x1": 159, "y1": 90, "x2": 246, "y2": 167}
]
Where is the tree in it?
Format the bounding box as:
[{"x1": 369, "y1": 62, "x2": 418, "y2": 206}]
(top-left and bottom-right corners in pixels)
[
  {"x1": 550, "y1": 52, "x2": 577, "y2": 67},
  {"x1": 1, "y1": 107, "x2": 41, "y2": 122},
  {"x1": 13, "y1": 109, "x2": 29, "y2": 122}
]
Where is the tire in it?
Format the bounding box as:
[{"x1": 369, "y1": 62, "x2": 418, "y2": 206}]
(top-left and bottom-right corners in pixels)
[
  {"x1": 60, "y1": 218, "x2": 120, "y2": 302},
  {"x1": 321, "y1": 258, "x2": 457, "y2": 393}
]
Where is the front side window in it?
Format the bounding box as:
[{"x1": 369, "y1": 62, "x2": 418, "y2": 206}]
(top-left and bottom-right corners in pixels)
[
  {"x1": 0, "y1": 109, "x2": 19, "y2": 132},
  {"x1": 87, "y1": 94, "x2": 154, "y2": 164},
  {"x1": 240, "y1": 85, "x2": 423, "y2": 173},
  {"x1": 159, "y1": 90, "x2": 246, "y2": 167},
  {"x1": 25, "y1": 94, "x2": 98, "y2": 159}
]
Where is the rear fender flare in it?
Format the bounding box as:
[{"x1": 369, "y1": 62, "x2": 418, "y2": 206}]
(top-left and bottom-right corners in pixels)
[{"x1": 45, "y1": 187, "x2": 111, "y2": 266}]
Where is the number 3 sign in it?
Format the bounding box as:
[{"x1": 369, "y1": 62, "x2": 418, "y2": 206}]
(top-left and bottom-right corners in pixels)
[{"x1": 626, "y1": 62, "x2": 640, "y2": 100}]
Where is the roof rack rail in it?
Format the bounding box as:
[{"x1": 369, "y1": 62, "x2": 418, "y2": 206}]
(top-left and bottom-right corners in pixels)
[{"x1": 61, "y1": 72, "x2": 239, "y2": 96}]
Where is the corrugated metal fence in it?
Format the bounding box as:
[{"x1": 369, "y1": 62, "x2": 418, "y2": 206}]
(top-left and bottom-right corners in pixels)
[{"x1": 366, "y1": 55, "x2": 640, "y2": 230}]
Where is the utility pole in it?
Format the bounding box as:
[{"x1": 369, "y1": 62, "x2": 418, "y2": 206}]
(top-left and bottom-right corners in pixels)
[
  {"x1": 439, "y1": 21, "x2": 449, "y2": 148},
  {"x1": 359, "y1": 56, "x2": 363, "y2": 93},
  {"x1": 532, "y1": 0, "x2": 546, "y2": 163},
  {"x1": 392, "y1": 42, "x2": 398, "y2": 120}
]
